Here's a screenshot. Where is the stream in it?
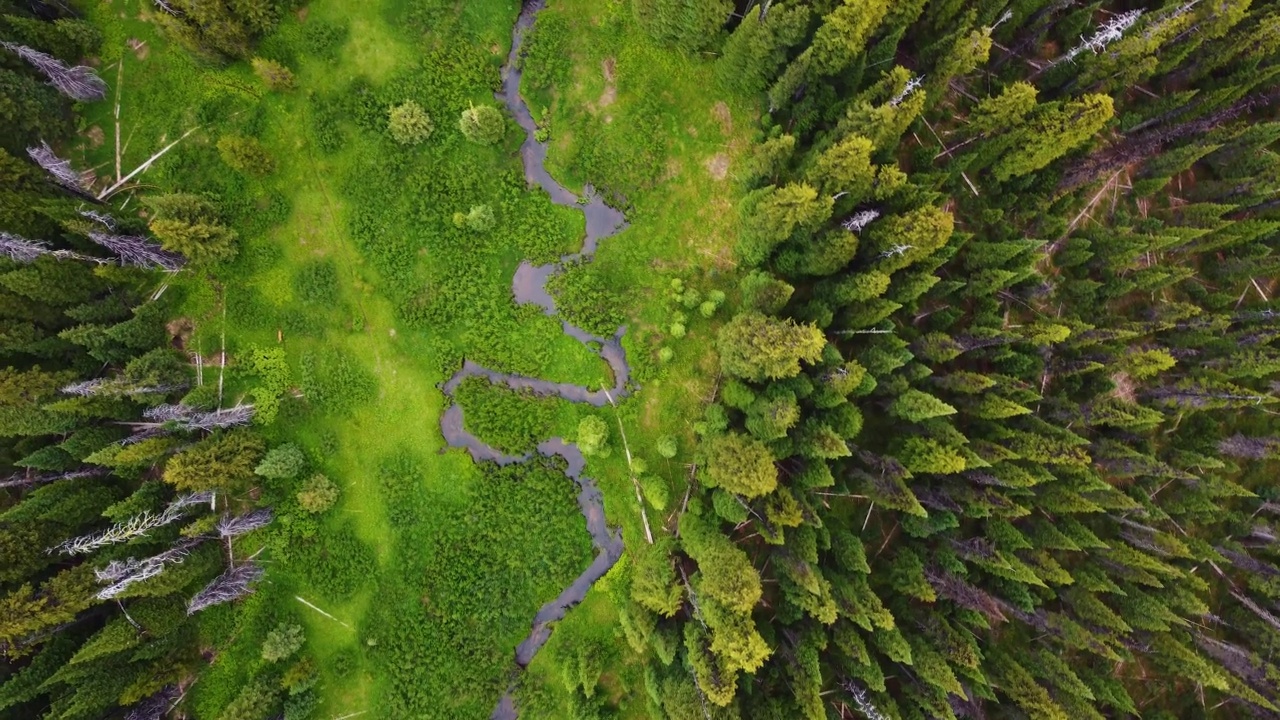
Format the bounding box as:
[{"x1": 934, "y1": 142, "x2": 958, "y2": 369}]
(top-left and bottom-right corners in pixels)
[{"x1": 436, "y1": 1, "x2": 631, "y2": 717}]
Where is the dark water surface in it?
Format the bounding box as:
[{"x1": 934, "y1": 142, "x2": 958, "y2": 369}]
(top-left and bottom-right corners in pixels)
[{"x1": 436, "y1": 1, "x2": 632, "y2": 716}]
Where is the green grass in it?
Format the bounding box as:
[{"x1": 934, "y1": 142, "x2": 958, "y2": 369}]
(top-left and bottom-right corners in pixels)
[
  {"x1": 506, "y1": 0, "x2": 769, "y2": 708},
  {"x1": 71, "y1": 0, "x2": 760, "y2": 715}
]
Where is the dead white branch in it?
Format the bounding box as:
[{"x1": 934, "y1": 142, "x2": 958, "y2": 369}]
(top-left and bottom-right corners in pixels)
[{"x1": 0, "y1": 42, "x2": 107, "y2": 101}]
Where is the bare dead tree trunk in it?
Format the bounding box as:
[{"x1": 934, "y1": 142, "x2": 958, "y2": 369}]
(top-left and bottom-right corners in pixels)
[
  {"x1": 603, "y1": 389, "x2": 654, "y2": 544},
  {"x1": 87, "y1": 232, "x2": 185, "y2": 271},
  {"x1": 1060, "y1": 86, "x2": 1280, "y2": 192},
  {"x1": 0, "y1": 231, "x2": 111, "y2": 265},
  {"x1": 0, "y1": 42, "x2": 107, "y2": 101},
  {"x1": 98, "y1": 125, "x2": 201, "y2": 200},
  {"x1": 187, "y1": 563, "x2": 264, "y2": 614}
]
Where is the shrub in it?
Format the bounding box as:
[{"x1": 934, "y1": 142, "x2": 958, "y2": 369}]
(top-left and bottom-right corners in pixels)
[
  {"x1": 262, "y1": 623, "x2": 305, "y2": 662},
  {"x1": 299, "y1": 348, "x2": 378, "y2": 413},
  {"x1": 388, "y1": 100, "x2": 433, "y2": 145},
  {"x1": 302, "y1": 19, "x2": 348, "y2": 60},
  {"x1": 293, "y1": 259, "x2": 339, "y2": 305},
  {"x1": 459, "y1": 104, "x2": 506, "y2": 145},
  {"x1": 452, "y1": 204, "x2": 495, "y2": 232},
  {"x1": 288, "y1": 523, "x2": 373, "y2": 601},
  {"x1": 252, "y1": 57, "x2": 294, "y2": 90},
  {"x1": 521, "y1": 12, "x2": 571, "y2": 92},
  {"x1": 297, "y1": 473, "x2": 338, "y2": 513},
  {"x1": 455, "y1": 376, "x2": 557, "y2": 454},
  {"x1": 680, "y1": 288, "x2": 702, "y2": 309},
  {"x1": 670, "y1": 322, "x2": 686, "y2": 338},
  {"x1": 640, "y1": 475, "x2": 669, "y2": 511},
  {"x1": 577, "y1": 415, "x2": 610, "y2": 457},
  {"x1": 246, "y1": 346, "x2": 290, "y2": 425},
  {"x1": 311, "y1": 96, "x2": 345, "y2": 153},
  {"x1": 658, "y1": 347, "x2": 675, "y2": 363},
  {"x1": 699, "y1": 300, "x2": 718, "y2": 318},
  {"x1": 547, "y1": 260, "x2": 625, "y2": 338},
  {"x1": 217, "y1": 135, "x2": 275, "y2": 176},
  {"x1": 219, "y1": 680, "x2": 279, "y2": 720},
  {"x1": 656, "y1": 435, "x2": 678, "y2": 458},
  {"x1": 256, "y1": 443, "x2": 306, "y2": 480}
]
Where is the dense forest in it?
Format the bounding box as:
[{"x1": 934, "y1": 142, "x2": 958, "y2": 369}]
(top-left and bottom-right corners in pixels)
[
  {"x1": 603, "y1": 0, "x2": 1280, "y2": 718},
  {"x1": 2, "y1": 0, "x2": 1280, "y2": 718}
]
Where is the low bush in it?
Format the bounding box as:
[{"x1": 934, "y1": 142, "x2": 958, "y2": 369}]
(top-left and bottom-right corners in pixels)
[
  {"x1": 292, "y1": 259, "x2": 339, "y2": 305},
  {"x1": 252, "y1": 57, "x2": 294, "y2": 91},
  {"x1": 520, "y1": 12, "x2": 571, "y2": 93},
  {"x1": 261, "y1": 623, "x2": 305, "y2": 662},
  {"x1": 256, "y1": 443, "x2": 307, "y2": 480},
  {"x1": 310, "y1": 95, "x2": 346, "y2": 153},
  {"x1": 299, "y1": 348, "x2": 378, "y2": 414},
  {"x1": 217, "y1": 135, "x2": 275, "y2": 177},
  {"x1": 388, "y1": 100, "x2": 433, "y2": 145},
  {"x1": 576, "y1": 415, "x2": 610, "y2": 457},
  {"x1": 297, "y1": 474, "x2": 338, "y2": 514},
  {"x1": 458, "y1": 104, "x2": 506, "y2": 145},
  {"x1": 547, "y1": 260, "x2": 625, "y2": 338},
  {"x1": 454, "y1": 376, "x2": 557, "y2": 455},
  {"x1": 285, "y1": 522, "x2": 374, "y2": 602},
  {"x1": 301, "y1": 19, "x2": 349, "y2": 61},
  {"x1": 366, "y1": 458, "x2": 592, "y2": 718}
]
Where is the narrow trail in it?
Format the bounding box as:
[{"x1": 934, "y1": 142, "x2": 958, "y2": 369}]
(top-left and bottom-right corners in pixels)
[{"x1": 434, "y1": 1, "x2": 632, "y2": 716}]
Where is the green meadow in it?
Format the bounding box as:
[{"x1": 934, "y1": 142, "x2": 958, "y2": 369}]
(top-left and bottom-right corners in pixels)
[{"x1": 71, "y1": 0, "x2": 756, "y2": 716}]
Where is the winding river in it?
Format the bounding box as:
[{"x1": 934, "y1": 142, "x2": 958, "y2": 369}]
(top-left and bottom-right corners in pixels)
[{"x1": 436, "y1": 1, "x2": 631, "y2": 716}]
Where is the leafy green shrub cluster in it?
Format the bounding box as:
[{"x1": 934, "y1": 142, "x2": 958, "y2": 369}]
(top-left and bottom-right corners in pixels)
[
  {"x1": 299, "y1": 347, "x2": 377, "y2": 413},
  {"x1": 217, "y1": 135, "x2": 275, "y2": 177},
  {"x1": 292, "y1": 259, "x2": 339, "y2": 305},
  {"x1": 255, "y1": 443, "x2": 307, "y2": 480},
  {"x1": 454, "y1": 376, "x2": 558, "y2": 455},
  {"x1": 309, "y1": 94, "x2": 346, "y2": 153},
  {"x1": 301, "y1": 19, "x2": 349, "y2": 61},
  {"x1": 520, "y1": 12, "x2": 572, "y2": 93},
  {"x1": 367, "y1": 458, "x2": 592, "y2": 719},
  {"x1": 377, "y1": 451, "x2": 427, "y2": 531},
  {"x1": 296, "y1": 474, "x2": 338, "y2": 514},
  {"x1": 562, "y1": 90, "x2": 667, "y2": 206},
  {"x1": 281, "y1": 521, "x2": 374, "y2": 602},
  {"x1": 388, "y1": 100, "x2": 434, "y2": 145},
  {"x1": 495, "y1": 178, "x2": 582, "y2": 264},
  {"x1": 547, "y1": 260, "x2": 626, "y2": 338},
  {"x1": 246, "y1": 346, "x2": 291, "y2": 425},
  {"x1": 519, "y1": 11, "x2": 570, "y2": 94}
]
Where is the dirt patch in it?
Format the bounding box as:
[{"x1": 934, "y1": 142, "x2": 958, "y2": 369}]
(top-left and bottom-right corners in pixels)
[
  {"x1": 663, "y1": 157, "x2": 682, "y2": 182},
  {"x1": 705, "y1": 153, "x2": 730, "y2": 181},
  {"x1": 598, "y1": 58, "x2": 618, "y2": 108},
  {"x1": 85, "y1": 126, "x2": 105, "y2": 148},
  {"x1": 490, "y1": 44, "x2": 501, "y2": 55},
  {"x1": 128, "y1": 38, "x2": 149, "y2": 60},
  {"x1": 167, "y1": 318, "x2": 194, "y2": 350},
  {"x1": 295, "y1": 6, "x2": 309, "y2": 21},
  {"x1": 1110, "y1": 372, "x2": 1138, "y2": 404},
  {"x1": 711, "y1": 101, "x2": 732, "y2": 135}
]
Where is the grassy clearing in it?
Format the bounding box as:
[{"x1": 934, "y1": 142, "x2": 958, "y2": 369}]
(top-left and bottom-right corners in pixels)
[
  {"x1": 73, "y1": 0, "x2": 758, "y2": 714},
  {"x1": 74, "y1": 0, "x2": 605, "y2": 716}
]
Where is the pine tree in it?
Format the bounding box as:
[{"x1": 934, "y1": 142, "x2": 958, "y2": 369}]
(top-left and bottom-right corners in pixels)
[
  {"x1": 717, "y1": 312, "x2": 825, "y2": 381},
  {"x1": 703, "y1": 432, "x2": 778, "y2": 499}
]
